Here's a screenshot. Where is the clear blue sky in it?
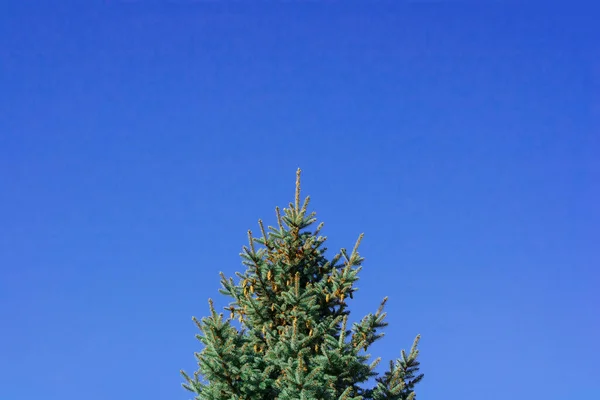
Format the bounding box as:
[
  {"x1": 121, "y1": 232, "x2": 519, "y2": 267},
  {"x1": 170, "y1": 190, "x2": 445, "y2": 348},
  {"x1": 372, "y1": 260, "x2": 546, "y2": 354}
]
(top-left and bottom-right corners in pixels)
[{"x1": 1, "y1": 2, "x2": 598, "y2": 399}]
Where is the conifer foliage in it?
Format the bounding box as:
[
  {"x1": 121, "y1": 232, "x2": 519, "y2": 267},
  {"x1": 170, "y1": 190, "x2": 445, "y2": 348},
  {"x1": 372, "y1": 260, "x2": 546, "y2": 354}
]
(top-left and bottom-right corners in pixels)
[{"x1": 181, "y1": 169, "x2": 423, "y2": 400}]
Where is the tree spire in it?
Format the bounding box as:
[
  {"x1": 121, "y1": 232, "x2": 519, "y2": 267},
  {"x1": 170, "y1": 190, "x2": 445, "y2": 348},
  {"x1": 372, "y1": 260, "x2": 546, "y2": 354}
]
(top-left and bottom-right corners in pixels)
[{"x1": 295, "y1": 167, "x2": 302, "y2": 211}]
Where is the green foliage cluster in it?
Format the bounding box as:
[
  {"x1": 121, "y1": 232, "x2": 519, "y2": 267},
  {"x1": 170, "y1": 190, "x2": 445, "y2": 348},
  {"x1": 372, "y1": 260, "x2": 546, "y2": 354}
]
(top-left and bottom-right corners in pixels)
[{"x1": 182, "y1": 170, "x2": 423, "y2": 400}]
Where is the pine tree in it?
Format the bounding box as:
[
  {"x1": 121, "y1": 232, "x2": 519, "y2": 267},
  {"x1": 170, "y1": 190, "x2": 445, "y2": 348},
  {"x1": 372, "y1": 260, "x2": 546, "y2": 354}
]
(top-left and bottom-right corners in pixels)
[{"x1": 181, "y1": 169, "x2": 423, "y2": 400}]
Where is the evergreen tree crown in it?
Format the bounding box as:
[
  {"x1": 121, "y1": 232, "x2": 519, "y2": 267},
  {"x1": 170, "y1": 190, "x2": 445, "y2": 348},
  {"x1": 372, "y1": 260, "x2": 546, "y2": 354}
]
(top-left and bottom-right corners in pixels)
[{"x1": 181, "y1": 169, "x2": 423, "y2": 400}]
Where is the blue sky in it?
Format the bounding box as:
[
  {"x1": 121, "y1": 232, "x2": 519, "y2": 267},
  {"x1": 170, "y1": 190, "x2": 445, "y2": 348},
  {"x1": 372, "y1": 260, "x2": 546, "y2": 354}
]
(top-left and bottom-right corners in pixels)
[{"x1": 1, "y1": 2, "x2": 598, "y2": 399}]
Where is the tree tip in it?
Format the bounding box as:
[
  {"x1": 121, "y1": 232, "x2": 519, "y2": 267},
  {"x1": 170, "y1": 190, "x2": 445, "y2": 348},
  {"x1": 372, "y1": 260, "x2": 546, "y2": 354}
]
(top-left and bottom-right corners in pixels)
[{"x1": 295, "y1": 168, "x2": 302, "y2": 210}]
